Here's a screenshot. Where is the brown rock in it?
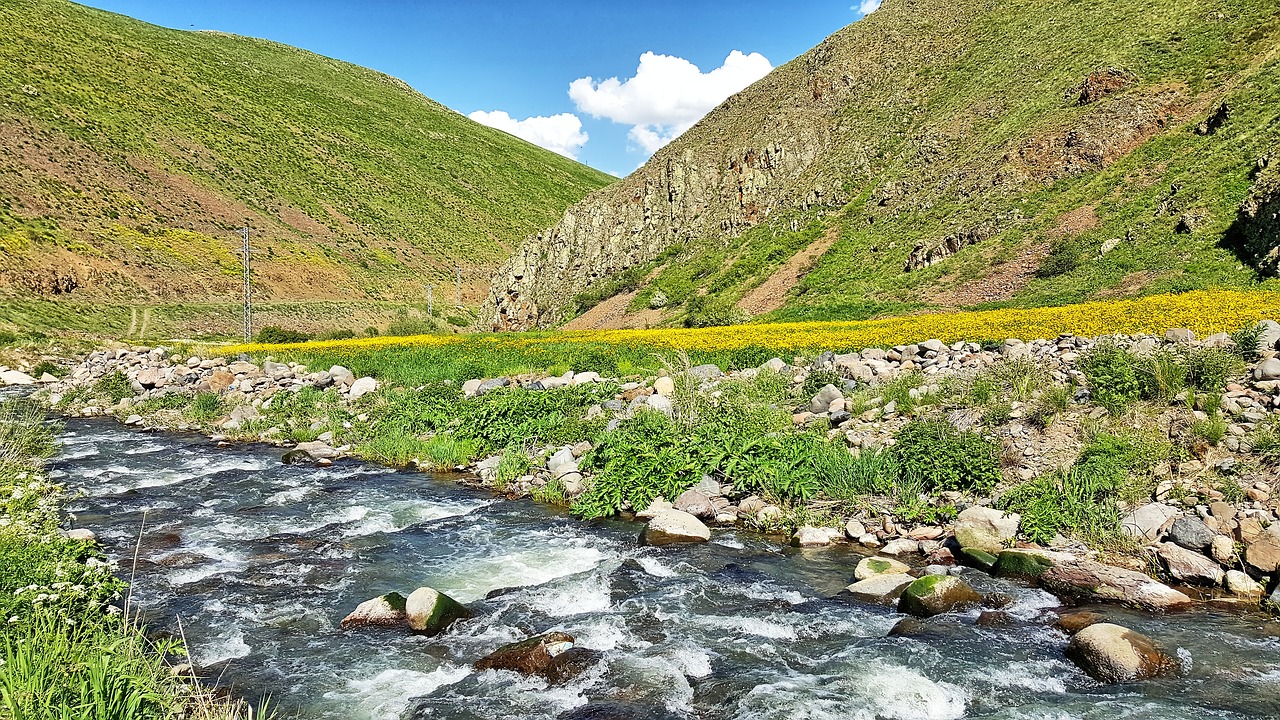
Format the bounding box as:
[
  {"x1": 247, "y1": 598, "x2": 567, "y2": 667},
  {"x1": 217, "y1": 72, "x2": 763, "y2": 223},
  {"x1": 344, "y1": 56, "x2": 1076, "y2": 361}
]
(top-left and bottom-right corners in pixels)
[
  {"x1": 1040, "y1": 559, "x2": 1192, "y2": 611},
  {"x1": 209, "y1": 370, "x2": 235, "y2": 393},
  {"x1": 1155, "y1": 542, "x2": 1224, "y2": 586},
  {"x1": 1053, "y1": 610, "x2": 1106, "y2": 635},
  {"x1": 1065, "y1": 623, "x2": 1179, "y2": 684},
  {"x1": 474, "y1": 632, "x2": 600, "y2": 684},
  {"x1": 1245, "y1": 533, "x2": 1280, "y2": 574}
]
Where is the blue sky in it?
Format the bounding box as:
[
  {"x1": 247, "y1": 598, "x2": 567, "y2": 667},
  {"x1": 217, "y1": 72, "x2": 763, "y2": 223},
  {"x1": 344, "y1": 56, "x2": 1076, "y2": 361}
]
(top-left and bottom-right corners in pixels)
[{"x1": 78, "y1": 0, "x2": 881, "y2": 175}]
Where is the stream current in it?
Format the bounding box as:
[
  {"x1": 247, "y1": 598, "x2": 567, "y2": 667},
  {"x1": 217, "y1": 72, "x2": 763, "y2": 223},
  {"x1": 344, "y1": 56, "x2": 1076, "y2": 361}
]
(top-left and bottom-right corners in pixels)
[{"x1": 51, "y1": 417, "x2": 1280, "y2": 720}]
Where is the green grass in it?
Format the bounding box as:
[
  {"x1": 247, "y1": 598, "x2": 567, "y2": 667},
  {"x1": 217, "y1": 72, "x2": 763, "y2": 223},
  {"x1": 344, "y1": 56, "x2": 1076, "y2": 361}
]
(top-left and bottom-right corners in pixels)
[{"x1": 0, "y1": 0, "x2": 612, "y2": 303}]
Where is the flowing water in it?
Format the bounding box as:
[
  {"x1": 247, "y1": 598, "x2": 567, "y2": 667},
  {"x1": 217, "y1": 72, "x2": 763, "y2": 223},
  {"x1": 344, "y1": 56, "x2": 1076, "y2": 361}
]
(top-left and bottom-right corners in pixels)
[{"x1": 52, "y1": 418, "x2": 1280, "y2": 720}]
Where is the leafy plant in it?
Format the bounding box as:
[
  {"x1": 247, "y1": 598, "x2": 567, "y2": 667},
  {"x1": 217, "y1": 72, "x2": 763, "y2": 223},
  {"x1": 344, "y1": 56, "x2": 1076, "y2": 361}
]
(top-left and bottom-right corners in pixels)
[
  {"x1": 254, "y1": 326, "x2": 311, "y2": 345},
  {"x1": 494, "y1": 446, "x2": 534, "y2": 488},
  {"x1": 28, "y1": 361, "x2": 66, "y2": 378},
  {"x1": 1192, "y1": 414, "x2": 1227, "y2": 445},
  {"x1": 1137, "y1": 349, "x2": 1187, "y2": 401},
  {"x1": 93, "y1": 371, "x2": 134, "y2": 403},
  {"x1": 186, "y1": 392, "x2": 223, "y2": 422},
  {"x1": 1231, "y1": 321, "x2": 1266, "y2": 360},
  {"x1": 1036, "y1": 238, "x2": 1082, "y2": 278},
  {"x1": 891, "y1": 420, "x2": 1001, "y2": 494},
  {"x1": 1079, "y1": 340, "x2": 1141, "y2": 414},
  {"x1": 1185, "y1": 346, "x2": 1242, "y2": 391},
  {"x1": 802, "y1": 369, "x2": 844, "y2": 398}
]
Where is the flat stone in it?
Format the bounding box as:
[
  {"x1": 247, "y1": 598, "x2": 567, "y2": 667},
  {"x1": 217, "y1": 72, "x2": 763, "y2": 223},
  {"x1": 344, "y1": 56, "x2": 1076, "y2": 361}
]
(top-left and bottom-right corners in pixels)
[
  {"x1": 1120, "y1": 503, "x2": 1178, "y2": 542},
  {"x1": 0, "y1": 370, "x2": 36, "y2": 386},
  {"x1": 844, "y1": 573, "x2": 914, "y2": 604},
  {"x1": 1245, "y1": 533, "x2": 1280, "y2": 574},
  {"x1": 1040, "y1": 560, "x2": 1193, "y2": 611},
  {"x1": 880, "y1": 538, "x2": 920, "y2": 556},
  {"x1": 792, "y1": 525, "x2": 842, "y2": 547},
  {"x1": 1156, "y1": 542, "x2": 1224, "y2": 586},
  {"x1": 854, "y1": 556, "x2": 910, "y2": 580}
]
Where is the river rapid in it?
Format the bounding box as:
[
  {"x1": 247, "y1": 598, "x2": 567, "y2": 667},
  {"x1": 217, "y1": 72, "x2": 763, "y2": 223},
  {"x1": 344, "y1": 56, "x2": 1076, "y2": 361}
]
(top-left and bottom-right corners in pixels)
[{"x1": 51, "y1": 418, "x2": 1280, "y2": 720}]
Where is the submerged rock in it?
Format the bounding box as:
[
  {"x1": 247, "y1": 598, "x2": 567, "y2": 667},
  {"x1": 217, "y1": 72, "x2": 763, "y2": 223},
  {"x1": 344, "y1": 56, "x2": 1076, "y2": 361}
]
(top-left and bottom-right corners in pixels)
[
  {"x1": 897, "y1": 575, "x2": 982, "y2": 618},
  {"x1": 475, "y1": 631, "x2": 598, "y2": 683},
  {"x1": 1053, "y1": 609, "x2": 1107, "y2": 635},
  {"x1": 1065, "y1": 623, "x2": 1179, "y2": 683},
  {"x1": 641, "y1": 509, "x2": 711, "y2": 546},
  {"x1": 340, "y1": 592, "x2": 408, "y2": 629},
  {"x1": 405, "y1": 586, "x2": 472, "y2": 635}
]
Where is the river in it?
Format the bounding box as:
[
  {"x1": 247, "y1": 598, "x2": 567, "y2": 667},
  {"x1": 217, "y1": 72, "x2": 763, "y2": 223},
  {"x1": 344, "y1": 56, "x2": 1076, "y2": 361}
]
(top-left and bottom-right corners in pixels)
[{"x1": 51, "y1": 417, "x2": 1280, "y2": 720}]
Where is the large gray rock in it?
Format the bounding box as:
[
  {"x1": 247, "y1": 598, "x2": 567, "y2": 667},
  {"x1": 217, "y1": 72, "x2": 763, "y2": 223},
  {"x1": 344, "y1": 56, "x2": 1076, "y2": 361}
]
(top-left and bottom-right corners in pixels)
[
  {"x1": 954, "y1": 506, "x2": 1020, "y2": 554},
  {"x1": 809, "y1": 384, "x2": 844, "y2": 413},
  {"x1": 688, "y1": 364, "x2": 723, "y2": 380},
  {"x1": 1156, "y1": 542, "x2": 1224, "y2": 586},
  {"x1": 405, "y1": 587, "x2": 472, "y2": 635},
  {"x1": 1255, "y1": 357, "x2": 1280, "y2": 381},
  {"x1": 845, "y1": 573, "x2": 915, "y2": 604},
  {"x1": 1065, "y1": 623, "x2": 1178, "y2": 683},
  {"x1": 1258, "y1": 320, "x2": 1280, "y2": 352},
  {"x1": 349, "y1": 376, "x2": 380, "y2": 400},
  {"x1": 1040, "y1": 559, "x2": 1192, "y2": 611},
  {"x1": 641, "y1": 509, "x2": 710, "y2": 546},
  {"x1": 340, "y1": 592, "x2": 408, "y2": 629},
  {"x1": 1167, "y1": 517, "x2": 1214, "y2": 551},
  {"x1": 897, "y1": 575, "x2": 982, "y2": 618},
  {"x1": 292, "y1": 440, "x2": 339, "y2": 460},
  {"x1": 672, "y1": 489, "x2": 715, "y2": 519},
  {"x1": 1120, "y1": 503, "x2": 1178, "y2": 542}
]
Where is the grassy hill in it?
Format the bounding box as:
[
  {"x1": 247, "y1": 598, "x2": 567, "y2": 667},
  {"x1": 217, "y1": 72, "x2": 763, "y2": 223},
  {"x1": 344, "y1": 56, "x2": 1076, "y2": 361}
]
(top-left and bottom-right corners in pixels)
[
  {"x1": 484, "y1": 0, "x2": 1280, "y2": 330},
  {"x1": 0, "y1": 0, "x2": 613, "y2": 306}
]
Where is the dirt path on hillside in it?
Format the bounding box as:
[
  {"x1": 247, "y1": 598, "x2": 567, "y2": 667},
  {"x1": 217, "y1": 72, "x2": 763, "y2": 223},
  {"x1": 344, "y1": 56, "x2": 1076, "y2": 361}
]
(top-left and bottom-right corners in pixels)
[
  {"x1": 735, "y1": 223, "x2": 842, "y2": 315},
  {"x1": 931, "y1": 241, "x2": 1050, "y2": 307}
]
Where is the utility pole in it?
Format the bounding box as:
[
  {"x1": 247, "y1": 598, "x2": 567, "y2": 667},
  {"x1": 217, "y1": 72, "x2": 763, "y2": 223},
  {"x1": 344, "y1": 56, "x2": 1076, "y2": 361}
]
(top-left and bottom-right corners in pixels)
[
  {"x1": 426, "y1": 284, "x2": 434, "y2": 319},
  {"x1": 239, "y1": 226, "x2": 252, "y2": 342},
  {"x1": 455, "y1": 266, "x2": 462, "y2": 307}
]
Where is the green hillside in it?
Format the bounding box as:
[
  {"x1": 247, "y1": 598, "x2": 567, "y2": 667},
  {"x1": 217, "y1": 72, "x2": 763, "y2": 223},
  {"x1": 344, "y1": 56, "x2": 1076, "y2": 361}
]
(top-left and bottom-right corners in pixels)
[
  {"x1": 484, "y1": 0, "x2": 1280, "y2": 330},
  {"x1": 0, "y1": 0, "x2": 613, "y2": 304}
]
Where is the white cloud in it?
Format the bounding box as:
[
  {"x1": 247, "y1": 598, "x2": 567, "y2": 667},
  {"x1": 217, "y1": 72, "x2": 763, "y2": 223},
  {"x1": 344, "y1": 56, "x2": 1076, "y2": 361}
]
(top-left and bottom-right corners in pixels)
[
  {"x1": 854, "y1": 0, "x2": 882, "y2": 14},
  {"x1": 467, "y1": 110, "x2": 588, "y2": 159},
  {"x1": 569, "y1": 50, "x2": 773, "y2": 155}
]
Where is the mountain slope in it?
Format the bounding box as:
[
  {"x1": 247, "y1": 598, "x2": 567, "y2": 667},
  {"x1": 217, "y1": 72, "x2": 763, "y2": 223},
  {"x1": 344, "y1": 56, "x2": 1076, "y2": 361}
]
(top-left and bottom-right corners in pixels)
[
  {"x1": 0, "y1": 0, "x2": 613, "y2": 303},
  {"x1": 483, "y1": 0, "x2": 1280, "y2": 330}
]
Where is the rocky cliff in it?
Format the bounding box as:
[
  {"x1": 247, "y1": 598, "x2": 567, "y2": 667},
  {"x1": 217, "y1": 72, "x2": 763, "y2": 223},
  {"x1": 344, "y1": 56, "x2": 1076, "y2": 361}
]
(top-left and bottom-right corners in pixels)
[{"x1": 484, "y1": 0, "x2": 1280, "y2": 330}]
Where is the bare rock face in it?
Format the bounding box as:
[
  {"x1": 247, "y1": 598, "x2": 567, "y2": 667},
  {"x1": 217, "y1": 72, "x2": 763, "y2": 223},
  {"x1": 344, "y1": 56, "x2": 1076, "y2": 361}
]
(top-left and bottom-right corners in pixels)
[
  {"x1": 340, "y1": 592, "x2": 408, "y2": 629},
  {"x1": 1234, "y1": 156, "x2": 1280, "y2": 275},
  {"x1": 1072, "y1": 67, "x2": 1138, "y2": 105},
  {"x1": 1065, "y1": 623, "x2": 1178, "y2": 683}
]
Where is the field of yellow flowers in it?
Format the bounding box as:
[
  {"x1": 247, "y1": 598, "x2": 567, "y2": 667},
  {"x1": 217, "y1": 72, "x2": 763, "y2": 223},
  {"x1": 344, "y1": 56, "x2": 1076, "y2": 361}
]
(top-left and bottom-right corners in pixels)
[{"x1": 220, "y1": 289, "x2": 1280, "y2": 358}]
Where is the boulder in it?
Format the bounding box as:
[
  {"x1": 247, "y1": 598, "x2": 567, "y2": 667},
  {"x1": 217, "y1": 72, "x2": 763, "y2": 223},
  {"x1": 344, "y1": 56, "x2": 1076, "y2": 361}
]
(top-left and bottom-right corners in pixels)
[
  {"x1": 1244, "y1": 533, "x2": 1280, "y2": 574},
  {"x1": 809, "y1": 384, "x2": 844, "y2": 414},
  {"x1": 761, "y1": 358, "x2": 788, "y2": 373},
  {"x1": 135, "y1": 367, "x2": 166, "y2": 388},
  {"x1": 208, "y1": 370, "x2": 235, "y2": 392},
  {"x1": 477, "y1": 377, "x2": 511, "y2": 395},
  {"x1": 792, "y1": 525, "x2": 842, "y2": 547},
  {"x1": 897, "y1": 575, "x2": 982, "y2": 618},
  {"x1": 1163, "y1": 328, "x2": 1195, "y2": 343},
  {"x1": 340, "y1": 592, "x2": 408, "y2": 629},
  {"x1": 1065, "y1": 623, "x2": 1178, "y2": 683},
  {"x1": 635, "y1": 496, "x2": 673, "y2": 519},
  {"x1": 1258, "y1": 320, "x2": 1280, "y2": 352},
  {"x1": 1167, "y1": 517, "x2": 1214, "y2": 551},
  {"x1": 992, "y1": 548, "x2": 1070, "y2": 580},
  {"x1": 404, "y1": 587, "x2": 472, "y2": 635},
  {"x1": 64, "y1": 528, "x2": 96, "y2": 542},
  {"x1": 653, "y1": 376, "x2": 675, "y2": 396},
  {"x1": 954, "y1": 506, "x2": 1020, "y2": 554},
  {"x1": 1224, "y1": 569, "x2": 1264, "y2": 598},
  {"x1": 349, "y1": 376, "x2": 379, "y2": 400},
  {"x1": 1255, "y1": 358, "x2": 1280, "y2": 382},
  {"x1": 844, "y1": 519, "x2": 867, "y2": 540},
  {"x1": 845, "y1": 573, "x2": 915, "y2": 604},
  {"x1": 292, "y1": 440, "x2": 339, "y2": 460},
  {"x1": 641, "y1": 509, "x2": 710, "y2": 546},
  {"x1": 1040, "y1": 559, "x2": 1192, "y2": 611},
  {"x1": 688, "y1": 364, "x2": 723, "y2": 380},
  {"x1": 1210, "y1": 535, "x2": 1236, "y2": 565},
  {"x1": 645, "y1": 393, "x2": 674, "y2": 416},
  {"x1": 958, "y1": 547, "x2": 998, "y2": 572},
  {"x1": 461, "y1": 379, "x2": 484, "y2": 396},
  {"x1": 1119, "y1": 503, "x2": 1178, "y2": 542},
  {"x1": 673, "y1": 489, "x2": 715, "y2": 519},
  {"x1": 854, "y1": 556, "x2": 910, "y2": 580},
  {"x1": 880, "y1": 538, "x2": 920, "y2": 556},
  {"x1": 474, "y1": 632, "x2": 598, "y2": 683},
  {"x1": 1155, "y1": 542, "x2": 1224, "y2": 586}
]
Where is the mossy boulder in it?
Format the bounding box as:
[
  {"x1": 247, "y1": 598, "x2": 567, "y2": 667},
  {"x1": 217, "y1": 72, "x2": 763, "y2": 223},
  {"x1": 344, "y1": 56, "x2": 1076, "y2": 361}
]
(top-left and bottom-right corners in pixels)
[
  {"x1": 405, "y1": 586, "x2": 472, "y2": 635},
  {"x1": 897, "y1": 575, "x2": 983, "y2": 618},
  {"x1": 340, "y1": 592, "x2": 408, "y2": 629},
  {"x1": 993, "y1": 548, "x2": 1058, "y2": 580},
  {"x1": 959, "y1": 547, "x2": 998, "y2": 572}
]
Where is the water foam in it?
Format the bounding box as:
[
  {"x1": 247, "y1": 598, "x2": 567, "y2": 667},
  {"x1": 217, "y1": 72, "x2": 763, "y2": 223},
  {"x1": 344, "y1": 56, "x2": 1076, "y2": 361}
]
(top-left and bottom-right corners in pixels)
[{"x1": 329, "y1": 665, "x2": 471, "y2": 720}]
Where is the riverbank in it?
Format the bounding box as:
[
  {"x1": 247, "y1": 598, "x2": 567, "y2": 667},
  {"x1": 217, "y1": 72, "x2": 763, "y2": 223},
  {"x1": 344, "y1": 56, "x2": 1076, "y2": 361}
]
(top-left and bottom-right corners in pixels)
[
  {"x1": 0, "y1": 395, "x2": 266, "y2": 719},
  {"x1": 21, "y1": 312, "x2": 1280, "y2": 619}
]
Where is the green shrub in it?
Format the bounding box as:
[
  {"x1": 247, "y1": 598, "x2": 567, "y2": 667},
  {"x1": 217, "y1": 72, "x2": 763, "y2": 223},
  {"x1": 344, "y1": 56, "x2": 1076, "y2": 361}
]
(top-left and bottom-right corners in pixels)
[
  {"x1": 1079, "y1": 340, "x2": 1141, "y2": 414},
  {"x1": 683, "y1": 296, "x2": 748, "y2": 328},
  {"x1": 983, "y1": 402, "x2": 1013, "y2": 427},
  {"x1": 1192, "y1": 414, "x2": 1227, "y2": 445},
  {"x1": 802, "y1": 369, "x2": 844, "y2": 398},
  {"x1": 316, "y1": 328, "x2": 358, "y2": 341},
  {"x1": 255, "y1": 326, "x2": 311, "y2": 344},
  {"x1": 386, "y1": 316, "x2": 438, "y2": 337},
  {"x1": 420, "y1": 434, "x2": 478, "y2": 469},
  {"x1": 1185, "y1": 347, "x2": 1241, "y2": 391},
  {"x1": 879, "y1": 372, "x2": 927, "y2": 414},
  {"x1": 1137, "y1": 349, "x2": 1187, "y2": 401},
  {"x1": 575, "y1": 410, "x2": 700, "y2": 519},
  {"x1": 364, "y1": 326, "x2": 380, "y2": 337},
  {"x1": 92, "y1": 371, "x2": 134, "y2": 403},
  {"x1": 28, "y1": 361, "x2": 66, "y2": 378},
  {"x1": 820, "y1": 449, "x2": 898, "y2": 500},
  {"x1": 892, "y1": 420, "x2": 1002, "y2": 494},
  {"x1": 187, "y1": 392, "x2": 224, "y2": 422},
  {"x1": 1231, "y1": 322, "x2": 1266, "y2": 360},
  {"x1": 532, "y1": 479, "x2": 569, "y2": 506},
  {"x1": 454, "y1": 385, "x2": 609, "y2": 453},
  {"x1": 494, "y1": 446, "x2": 534, "y2": 488},
  {"x1": 1035, "y1": 238, "x2": 1082, "y2": 278},
  {"x1": 1029, "y1": 384, "x2": 1073, "y2": 428},
  {"x1": 0, "y1": 330, "x2": 17, "y2": 346},
  {"x1": 724, "y1": 345, "x2": 775, "y2": 371},
  {"x1": 445, "y1": 315, "x2": 471, "y2": 328},
  {"x1": 893, "y1": 477, "x2": 958, "y2": 525}
]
